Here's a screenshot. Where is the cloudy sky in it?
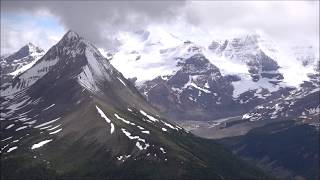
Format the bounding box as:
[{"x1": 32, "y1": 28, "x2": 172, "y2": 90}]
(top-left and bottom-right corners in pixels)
[{"x1": 1, "y1": 0, "x2": 319, "y2": 55}]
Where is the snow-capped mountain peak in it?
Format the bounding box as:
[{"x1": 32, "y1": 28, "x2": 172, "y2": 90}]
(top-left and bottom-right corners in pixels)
[
  {"x1": 2, "y1": 43, "x2": 44, "y2": 64},
  {"x1": 25, "y1": 42, "x2": 44, "y2": 55},
  {"x1": 1, "y1": 29, "x2": 269, "y2": 180},
  {"x1": 107, "y1": 27, "x2": 319, "y2": 122},
  {"x1": 0, "y1": 43, "x2": 45, "y2": 85},
  {"x1": 1, "y1": 30, "x2": 126, "y2": 96},
  {"x1": 61, "y1": 30, "x2": 81, "y2": 42}
]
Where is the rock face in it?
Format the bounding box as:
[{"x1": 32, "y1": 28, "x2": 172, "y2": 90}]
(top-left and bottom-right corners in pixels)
[
  {"x1": 241, "y1": 66, "x2": 320, "y2": 127},
  {"x1": 108, "y1": 30, "x2": 319, "y2": 122},
  {"x1": 210, "y1": 35, "x2": 282, "y2": 82},
  {"x1": 139, "y1": 54, "x2": 238, "y2": 121},
  {"x1": 119, "y1": 33, "x2": 296, "y2": 121},
  {"x1": 0, "y1": 31, "x2": 269, "y2": 180},
  {"x1": 0, "y1": 43, "x2": 45, "y2": 85}
]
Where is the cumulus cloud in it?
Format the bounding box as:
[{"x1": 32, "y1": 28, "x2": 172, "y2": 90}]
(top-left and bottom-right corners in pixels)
[
  {"x1": 1, "y1": 13, "x2": 64, "y2": 54},
  {"x1": 183, "y1": 1, "x2": 319, "y2": 46},
  {"x1": 1, "y1": 0, "x2": 186, "y2": 52},
  {"x1": 1, "y1": 0, "x2": 319, "y2": 54}
]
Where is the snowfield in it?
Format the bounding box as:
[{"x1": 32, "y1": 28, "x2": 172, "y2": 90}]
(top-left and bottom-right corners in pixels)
[{"x1": 108, "y1": 26, "x2": 319, "y2": 98}]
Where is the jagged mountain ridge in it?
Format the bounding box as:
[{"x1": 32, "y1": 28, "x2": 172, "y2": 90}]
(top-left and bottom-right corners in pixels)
[
  {"x1": 242, "y1": 64, "x2": 320, "y2": 128},
  {"x1": 138, "y1": 54, "x2": 239, "y2": 120},
  {"x1": 108, "y1": 29, "x2": 319, "y2": 122},
  {"x1": 208, "y1": 34, "x2": 283, "y2": 82},
  {"x1": 0, "y1": 43, "x2": 45, "y2": 85},
  {"x1": 0, "y1": 31, "x2": 269, "y2": 179}
]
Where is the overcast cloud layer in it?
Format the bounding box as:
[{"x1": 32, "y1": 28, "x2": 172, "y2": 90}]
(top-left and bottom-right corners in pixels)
[{"x1": 1, "y1": 0, "x2": 319, "y2": 54}]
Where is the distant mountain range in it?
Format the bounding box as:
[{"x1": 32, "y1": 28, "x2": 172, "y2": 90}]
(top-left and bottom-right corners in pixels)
[
  {"x1": 106, "y1": 29, "x2": 319, "y2": 127},
  {"x1": 0, "y1": 31, "x2": 271, "y2": 179},
  {"x1": 1, "y1": 28, "x2": 318, "y2": 180},
  {"x1": 106, "y1": 29, "x2": 319, "y2": 180}
]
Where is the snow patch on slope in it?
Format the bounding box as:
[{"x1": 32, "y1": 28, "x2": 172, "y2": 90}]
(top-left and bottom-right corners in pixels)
[
  {"x1": 95, "y1": 105, "x2": 115, "y2": 134},
  {"x1": 31, "y1": 139, "x2": 53, "y2": 149},
  {"x1": 9, "y1": 55, "x2": 42, "y2": 77},
  {"x1": 77, "y1": 65, "x2": 100, "y2": 92},
  {"x1": 232, "y1": 74, "x2": 281, "y2": 97},
  {"x1": 7, "y1": 146, "x2": 18, "y2": 153},
  {"x1": 4, "y1": 43, "x2": 45, "y2": 77},
  {"x1": 121, "y1": 128, "x2": 149, "y2": 150},
  {"x1": 34, "y1": 118, "x2": 61, "y2": 129},
  {"x1": 2, "y1": 57, "x2": 59, "y2": 96},
  {"x1": 77, "y1": 46, "x2": 113, "y2": 92},
  {"x1": 85, "y1": 48, "x2": 105, "y2": 78},
  {"x1": 140, "y1": 110, "x2": 159, "y2": 122},
  {"x1": 114, "y1": 113, "x2": 135, "y2": 125}
]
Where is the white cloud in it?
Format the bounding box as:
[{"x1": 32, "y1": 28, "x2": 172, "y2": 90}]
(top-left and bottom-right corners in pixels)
[
  {"x1": 182, "y1": 1, "x2": 319, "y2": 47},
  {"x1": 1, "y1": 1, "x2": 318, "y2": 55},
  {"x1": 1, "y1": 13, "x2": 65, "y2": 55}
]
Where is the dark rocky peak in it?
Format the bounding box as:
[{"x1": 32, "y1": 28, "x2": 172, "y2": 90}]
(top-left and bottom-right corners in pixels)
[
  {"x1": 40, "y1": 30, "x2": 112, "y2": 78},
  {"x1": 184, "y1": 54, "x2": 209, "y2": 66},
  {"x1": 3, "y1": 43, "x2": 44, "y2": 63},
  {"x1": 54, "y1": 31, "x2": 83, "y2": 51},
  {"x1": 209, "y1": 33, "x2": 262, "y2": 54},
  {"x1": 220, "y1": 40, "x2": 229, "y2": 50},
  {"x1": 258, "y1": 50, "x2": 280, "y2": 71},
  {"x1": 208, "y1": 40, "x2": 228, "y2": 54},
  {"x1": 178, "y1": 54, "x2": 220, "y2": 75},
  {"x1": 186, "y1": 44, "x2": 203, "y2": 53},
  {"x1": 229, "y1": 34, "x2": 260, "y2": 50},
  {"x1": 60, "y1": 30, "x2": 81, "y2": 43},
  {"x1": 36, "y1": 31, "x2": 85, "y2": 65},
  {"x1": 208, "y1": 41, "x2": 221, "y2": 51},
  {"x1": 244, "y1": 33, "x2": 260, "y2": 44},
  {"x1": 2, "y1": 30, "x2": 115, "y2": 95},
  {"x1": 26, "y1": 42, "x2": 44, "y2": 53},
  {"x1": 44, "y1": 30, "x2": 105, "y2": 65}
]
